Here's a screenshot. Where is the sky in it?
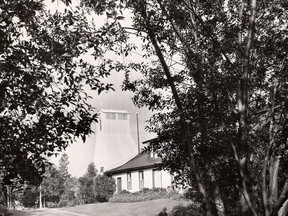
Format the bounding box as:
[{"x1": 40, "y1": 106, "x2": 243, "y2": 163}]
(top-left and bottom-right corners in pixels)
[{"x1": 46, "y1": 0, "x2": 156, "y2": 177}]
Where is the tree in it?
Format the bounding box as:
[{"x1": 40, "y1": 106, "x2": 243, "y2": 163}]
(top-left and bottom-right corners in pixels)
[
  {"x1": 58, "y1": 177, "x2": 79, "y2": 207},
  {"x1": 93, "y1": 174, "x2": 115, "y2": 202},
  {"x1": 0, "y1": 0, "x2": 127, "y2": 191},
  {"x1": 81, "y1": 0, "x2": 288, "y2": 215},
  {"x1": 86, "y1": 162, "x2": 97, "y2": 179},
  {"x1": 21, "y1": 186, "x2": 38, "y2": 208},
  {"x1": 40, "y1": 165, "x2": 63, "y2": 206},
  {"x1": 78, "y1": 162, "x2": 97, "y2": 204},
  {"x1": 58, "y1": 153, "x2": 70, "y2": 182}
]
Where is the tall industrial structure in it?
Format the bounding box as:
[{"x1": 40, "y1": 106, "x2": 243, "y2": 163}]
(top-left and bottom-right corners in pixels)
[{"x1": 93, "y1": 109, "x2": 138, "y2": 173}]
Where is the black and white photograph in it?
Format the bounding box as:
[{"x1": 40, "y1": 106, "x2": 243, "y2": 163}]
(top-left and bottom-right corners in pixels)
[{"x1": 0, "y1": 0, "x2": 287, "y2": 215}]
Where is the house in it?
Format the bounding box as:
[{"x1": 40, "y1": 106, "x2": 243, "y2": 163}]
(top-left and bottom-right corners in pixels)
[
  {"x1": 93, "y1": 109, "x2": 138, "y2": 173},
  {"x1": 105, "y1": 149, "x2": 173, "y2": 193}
]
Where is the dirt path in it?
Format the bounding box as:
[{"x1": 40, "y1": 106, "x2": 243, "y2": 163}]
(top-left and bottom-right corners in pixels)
[{"x1": 23, "y1": 209, "x2": 89, "y2": 216}]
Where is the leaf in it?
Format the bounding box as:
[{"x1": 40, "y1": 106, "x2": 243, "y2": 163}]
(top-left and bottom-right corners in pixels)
[{"x1": 116, "y1": 16, "x2": 125, "y2": 20}]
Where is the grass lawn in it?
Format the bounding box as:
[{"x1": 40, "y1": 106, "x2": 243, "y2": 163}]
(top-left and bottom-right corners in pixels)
[
  {"x1": 11, "y1": 199, "x2": 191, "y2": 216},
  {"x1": 60, "y1": 199, "x2": 190, "y2": 216},
  {"x1": 9, "y1": 210, "x2": 30, "y2": 216}
]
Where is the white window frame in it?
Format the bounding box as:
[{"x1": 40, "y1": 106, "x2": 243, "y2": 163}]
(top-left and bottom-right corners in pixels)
[{"x1": 127, "y1": 172, "x2": 132, "y2": 190}]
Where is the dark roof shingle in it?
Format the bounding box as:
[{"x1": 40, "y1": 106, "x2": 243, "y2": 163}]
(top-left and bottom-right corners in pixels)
[{"x1": 105, "y1": 152, "x2": 162, "y2": 175}]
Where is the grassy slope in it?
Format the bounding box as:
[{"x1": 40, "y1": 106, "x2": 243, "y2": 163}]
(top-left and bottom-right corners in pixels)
[
  {"x1": 61, "y1": 199, "x2": 189, "y2": 216},
  {"x1": 10, "y1": 199, "x2": 190, "y2": 216},
  {"x1": 9, "y1": 210, "x2": 30, "y2": 216}
]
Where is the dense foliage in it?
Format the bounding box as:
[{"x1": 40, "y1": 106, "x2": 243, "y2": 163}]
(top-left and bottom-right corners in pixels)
[
  {"x1": 170, "y1": 204, "x2": 204, "y2": 216},
  {"x1": 108, "y1": 187, "x2": 176, "y2": 203},
  {"x1": 21, "y1": 187, "x2": 38, "y2": 208},
  {"x1": 0, "y1": 0, "x2": 128, "y2": 205},
  {"x1": 78, "y1": 162, "x2": 97, "y2": 204},
  {"x1": 93, "y1": 174, "x2": 115, "y2": 202},
  {"x1": 0, "y1": 0, "x2": 132, "y2": 184},
  {"x1": 27, "y1": 158, "x2": 115, "y2": 208},
  {"x1": 40, "y1": 165, "x2": 63, "y2": 205}
]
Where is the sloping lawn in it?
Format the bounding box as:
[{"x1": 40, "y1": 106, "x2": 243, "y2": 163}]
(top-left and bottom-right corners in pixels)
[
  {"x1": 61, "y1": 199, "x2": 190, "y2": 216},
  {"x1": 12, "y1": 199, "x2": 191, "y2": 216},
  {"x1": 9, "y1": 210, "x2": 30, "y2": 216}
]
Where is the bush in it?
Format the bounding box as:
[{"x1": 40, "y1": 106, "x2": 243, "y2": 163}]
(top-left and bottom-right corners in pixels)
[
  {"x1": 0, "y1": 204, "x2": 12, "y2": 216},
  {"x1": 151, "y1": 187, "x2": 166, "y2": 193},
  {"x1": 46, "y1": 202, "x2": 58, "y2": 208},
  {"x1": 66, "y1": 200, "x2": 77, "y2": 207},
  {"x1": 109, "y1": 187, "x2": 177, "y2": 203},
  {"x1": 165, "y1": 189, "x2": 182, "y2": 200},
  {"x1": 170, "y1": 204, "x2": 203, "y2": 216},
  {"x1": 21, "y1": 187, "x2": 38, "y2": 208},
  {"x1": 58, "y1": 199, "x2": 67, "y2": 208},
  {"x1": 118, "y1": 190, "x2": 131, "y2": 195},
  {"x1": 93, "y1": 175, "x2": 115, "y2": 202},
  {"x1": 58, "y1": 199, "x2": 78, "y2": 207},
  {"x1": 183, "y1": 188, "x2": 201, "y2": 203}
]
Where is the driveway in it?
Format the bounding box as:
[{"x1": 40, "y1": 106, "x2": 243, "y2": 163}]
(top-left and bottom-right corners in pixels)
[{"x1": 26, "y1": 209, "x2": 89, "y2": 216}]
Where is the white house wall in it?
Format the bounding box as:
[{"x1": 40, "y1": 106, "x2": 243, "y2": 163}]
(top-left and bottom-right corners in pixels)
[
  {"x1": 161, "y1": 171, "x2": 173, "y2": 188},
  {"x1": 112, "y1": 168, "x2": 172, "y2": 193}
]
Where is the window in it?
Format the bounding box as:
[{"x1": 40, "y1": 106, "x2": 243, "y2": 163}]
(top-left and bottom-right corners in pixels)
[
  {"x1": 106, "y1": 113, "x2": 116, "y2": 119},
  {"x1": 139, "y1": 171, "x2": 144, "y2": 189},
  {"x1": 118, "y1": 113, "x2": 128, "y2": 120},
  {"x1": 127, "y1": 172, "x2": 132, "y2": 190}
]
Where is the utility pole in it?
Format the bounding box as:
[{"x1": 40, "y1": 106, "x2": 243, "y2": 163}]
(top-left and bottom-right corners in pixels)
[
  {"x1": 39, "y1": 185, "x2": 42, "y2": 209},
  {"x1": 136, "y1": 112, "x2": 140, "y2": 153}
]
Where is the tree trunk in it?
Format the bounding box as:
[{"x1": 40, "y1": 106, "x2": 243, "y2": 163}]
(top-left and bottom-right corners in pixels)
[
  {"x1": 269, "y1": 156, "x2": 280, "y2": 206},
  {"x1": 278, "y1": 199, "x2": 288, "y2": 216},
  {"x1": 237, "y1": 0, "x2": 257, "y2": 215},
  {"x1": 189, "y1": 151, "x2": 217, "y2": 216},
  {"x1": 209, "y1": 168, "x2": 226, "y2": 216},
  {"x1": 145, "y1": 19, "x2": 217, "y2": 216},
  {"x1": 137, "y1": 3, "x2": 217, "y2": 215},
  {"x1": 271, "y1": 180, "x2": 288, "y2": 216},
  {"x1": 39, "y1": 186, "x2": 43, "y2": 209},
  {"x1": 6, "y1": 186, "x2": 11, "y2": 209}
]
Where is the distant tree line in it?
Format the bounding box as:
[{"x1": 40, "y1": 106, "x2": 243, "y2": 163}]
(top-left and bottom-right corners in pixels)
[{"x1": 2, "y1": 153, "x2": 115, "y2": 209}]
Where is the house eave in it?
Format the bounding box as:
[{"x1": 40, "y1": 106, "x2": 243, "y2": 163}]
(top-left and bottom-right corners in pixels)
[{"x1": 105, "y1": 163, "x2": 162, "y2": 176}]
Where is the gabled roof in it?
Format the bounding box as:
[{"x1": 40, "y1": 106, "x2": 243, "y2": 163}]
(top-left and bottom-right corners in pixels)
[{"x1": 105, "y1": 152, "x2": 162, "y2": 175}]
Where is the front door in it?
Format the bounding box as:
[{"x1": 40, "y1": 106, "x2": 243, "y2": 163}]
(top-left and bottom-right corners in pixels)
[{"x1": 117, "y1": 177, "x2": 122, "y2": 193}]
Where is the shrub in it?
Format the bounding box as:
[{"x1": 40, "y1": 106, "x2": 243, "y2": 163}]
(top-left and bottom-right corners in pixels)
[
  {"x1": 67, "y1": 200, "x2": 77, "y2": 207},
  {"x1": 109, "y1": 188, "x2": 174, "y2": 203},
  {"x1": 118, "y1": 190, "x2": 131, "y2": 195},
  {"x1": 183, "y1": 188, "x2": 201, "y2": 203},
  {"x1": 170, "y1": 204, "x2": 204, "y2": 216},
  {"x1": 46, "y1": 202, "x2": 58, "y2": 208},
  {"x1": 58, "y1": 199, "x2": 67, "y2": 208},
  {"x1": 93, "y1": 175, "x2": 115, "y2": 202},
  {"x1": 165, "y1": 189, "x2": 182, "y2": 200},
  {"x1": 151, "y1": 187, "x2": 166, "y2": 193},
  {"x1": 137, "y1": 188, "x2": 150, "y2": 194},
  {"x1": 21, "y1": 187, "x2": 38, "y2": 208},
  {"x1": 0, "y1": 204, "x2": 12, "y2": 216}
]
